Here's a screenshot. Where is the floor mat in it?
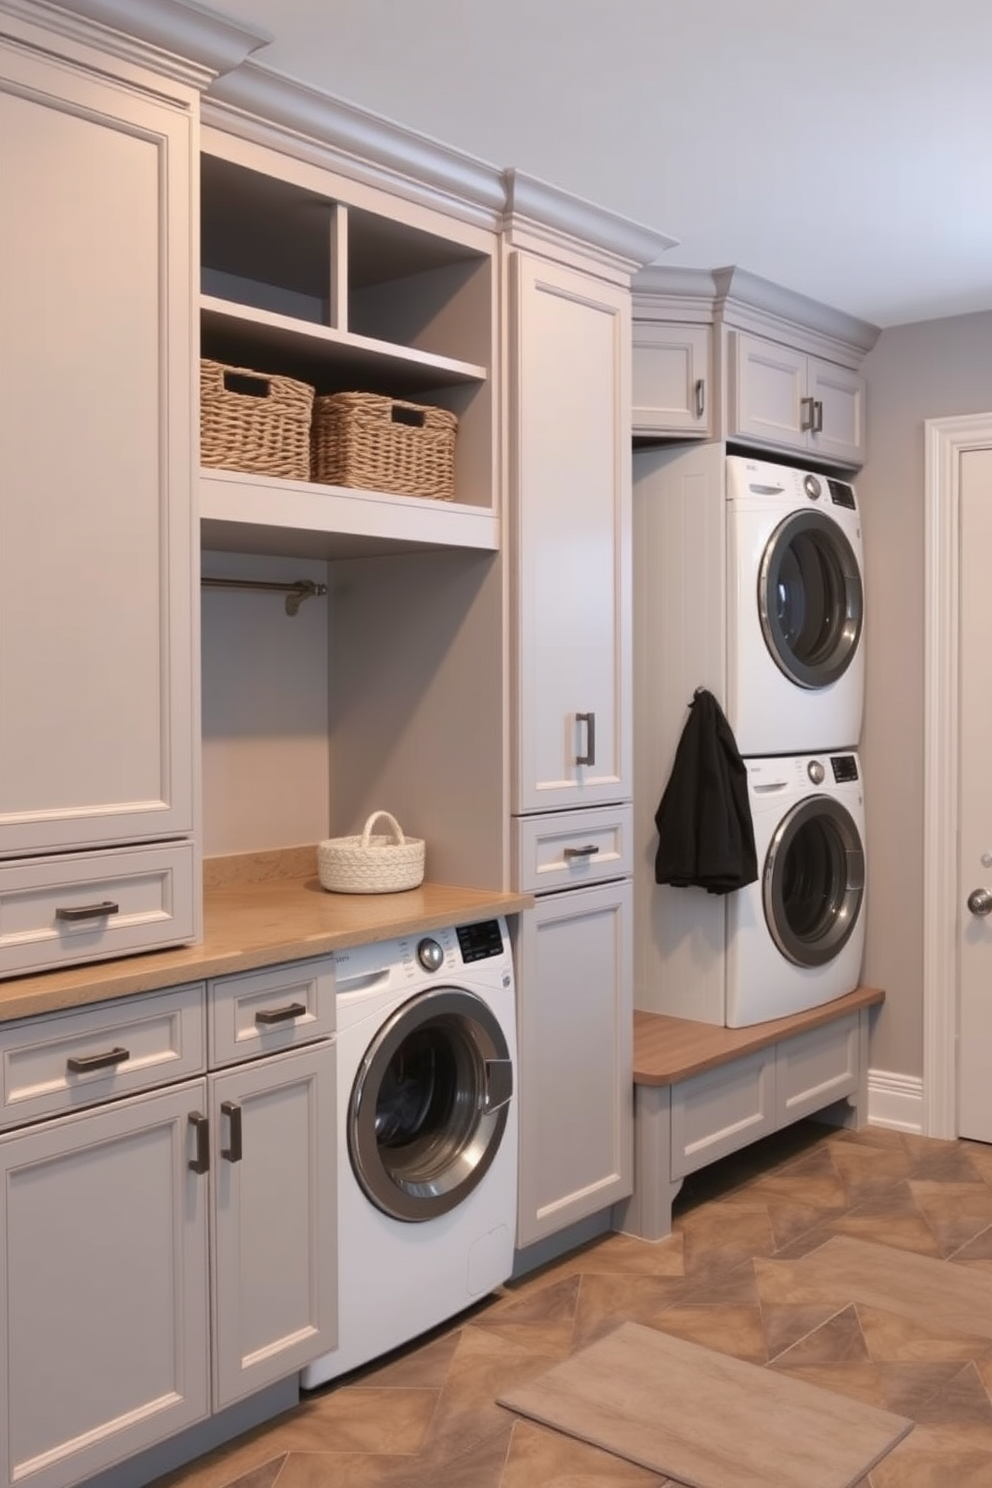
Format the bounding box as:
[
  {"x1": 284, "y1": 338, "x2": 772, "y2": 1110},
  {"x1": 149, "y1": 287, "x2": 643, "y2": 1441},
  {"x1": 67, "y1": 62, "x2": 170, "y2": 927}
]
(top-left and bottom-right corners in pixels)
[{"x1": 497, "y1": 1319, "x2": 913, "y2": 1488}]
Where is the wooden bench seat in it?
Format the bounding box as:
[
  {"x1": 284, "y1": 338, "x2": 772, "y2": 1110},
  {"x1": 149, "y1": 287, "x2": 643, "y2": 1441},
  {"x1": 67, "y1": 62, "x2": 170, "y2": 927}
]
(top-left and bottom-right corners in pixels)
[{"x1": 615, "y1": 986, "x2": 885, "y2": 1242}]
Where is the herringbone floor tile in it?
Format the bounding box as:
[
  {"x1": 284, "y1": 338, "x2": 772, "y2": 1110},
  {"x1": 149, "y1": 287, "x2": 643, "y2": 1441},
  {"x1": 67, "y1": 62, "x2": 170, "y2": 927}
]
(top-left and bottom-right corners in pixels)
[{"x1": 152, "y1": 1121, "x2": 992, "y2": 1488}]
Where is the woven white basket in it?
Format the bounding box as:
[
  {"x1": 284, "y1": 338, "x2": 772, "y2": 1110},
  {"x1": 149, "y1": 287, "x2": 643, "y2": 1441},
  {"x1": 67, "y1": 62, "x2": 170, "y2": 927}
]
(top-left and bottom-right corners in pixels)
[{"x1": 317, "y1": 811, "x2": 425, "y2": 894}]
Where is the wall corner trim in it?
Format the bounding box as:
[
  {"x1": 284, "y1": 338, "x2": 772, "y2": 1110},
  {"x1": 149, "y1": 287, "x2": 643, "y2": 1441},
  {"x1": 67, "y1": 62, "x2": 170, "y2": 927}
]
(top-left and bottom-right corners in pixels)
[{"x1": 867, "y1": 1069, "x2": 925, "y2": 1135}]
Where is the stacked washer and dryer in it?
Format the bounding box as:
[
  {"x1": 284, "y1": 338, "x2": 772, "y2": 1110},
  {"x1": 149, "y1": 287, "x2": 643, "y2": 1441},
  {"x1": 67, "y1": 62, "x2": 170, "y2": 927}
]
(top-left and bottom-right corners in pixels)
[{"x1": 632, "y1": 444, "x2": 867, "y2": 1028}]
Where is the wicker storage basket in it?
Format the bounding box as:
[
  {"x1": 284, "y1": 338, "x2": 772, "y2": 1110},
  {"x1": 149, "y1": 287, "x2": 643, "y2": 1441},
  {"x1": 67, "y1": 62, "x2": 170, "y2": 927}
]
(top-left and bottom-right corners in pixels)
[
  {"x1": 317, "y1": 811, "x2": 426, "y2": 895},
  {"x1": 311, "y1": 391, "x2": 457, "y2": 500},
  {"x1": 201, "y1": 359, "x2": 314, "y2": 481}
]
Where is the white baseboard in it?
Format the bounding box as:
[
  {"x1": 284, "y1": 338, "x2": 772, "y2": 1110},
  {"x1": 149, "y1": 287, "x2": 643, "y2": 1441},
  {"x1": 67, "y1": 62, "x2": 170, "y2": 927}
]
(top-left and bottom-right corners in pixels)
[{"x1": 867, "y1": 1069, "x2": 925, "y2": 1134}]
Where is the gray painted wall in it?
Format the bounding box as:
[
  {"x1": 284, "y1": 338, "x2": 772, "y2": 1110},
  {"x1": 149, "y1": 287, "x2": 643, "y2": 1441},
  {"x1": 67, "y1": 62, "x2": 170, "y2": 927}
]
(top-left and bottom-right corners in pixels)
[{"x1": 859, "y1": 309, "x2": 992, "y2": 1077}]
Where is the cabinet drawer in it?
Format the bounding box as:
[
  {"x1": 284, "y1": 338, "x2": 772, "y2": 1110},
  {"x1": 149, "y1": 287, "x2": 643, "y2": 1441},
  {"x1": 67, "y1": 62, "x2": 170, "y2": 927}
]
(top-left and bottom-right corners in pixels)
[
  {"x1": 670, "y1": 1049, "x2": 775, "y2": 1180},
  {"x1": 0, "y1": 982, "x2": 205, "y2": 1130},
  {"x1": 513, "y1": 805, "x2": 633, "y2": 894},
  {"x1": 209, "y1": 956, "x2": 335, "y2": 1068},
  {"x1": 0, "y1": 842, "x2": 196, "y2": 979},
  {"x1": 776, "y1": 1014, "x2": 860, "y2": 1125}
]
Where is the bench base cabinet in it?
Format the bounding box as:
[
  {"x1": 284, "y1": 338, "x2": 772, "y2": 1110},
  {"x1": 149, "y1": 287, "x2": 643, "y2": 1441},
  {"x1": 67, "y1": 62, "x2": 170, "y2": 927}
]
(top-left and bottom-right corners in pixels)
[
  {"x1": 0, "y1": 967, "x2": 336, "y2": 1488},
  {"x1": 617, "y1": 1009, "x2": 869, "y2": 1243}
]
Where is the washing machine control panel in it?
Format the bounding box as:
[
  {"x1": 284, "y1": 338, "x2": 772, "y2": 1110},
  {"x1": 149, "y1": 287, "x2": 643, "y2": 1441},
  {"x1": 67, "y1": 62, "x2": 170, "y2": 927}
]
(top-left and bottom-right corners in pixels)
[
  {"x1": 455, "y1": 919, "x2": 505, "y2": 963},
  {"x1": 416, "y1": 937, "x2": 445, "y2": 972}
]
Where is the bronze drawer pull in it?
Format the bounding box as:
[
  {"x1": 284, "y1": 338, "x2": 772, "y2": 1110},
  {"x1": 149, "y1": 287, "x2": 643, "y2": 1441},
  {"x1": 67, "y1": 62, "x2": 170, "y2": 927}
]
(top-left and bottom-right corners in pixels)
[
  {"x1": 66, "y1": 1046, "x2": 129, "y2": 1074},
  {"x1": 188, "y1": 1112, "x2": 209, "y2": 1174},
  {"x1": 564, "y1": 844, "x2": 600, "y2": 859},
  {"x1": 254, "y1": 1001, "x2": 307, "y2": 1026},
  {"x1": 55, "y1": 901, "x2": 120, "y2": 923},
  {"x1": 575, "y1": 712, "x2": 596, "y2": 767},
  {"x1": 221, "y1": 1100, "x2": 243, "y2": 1163}
]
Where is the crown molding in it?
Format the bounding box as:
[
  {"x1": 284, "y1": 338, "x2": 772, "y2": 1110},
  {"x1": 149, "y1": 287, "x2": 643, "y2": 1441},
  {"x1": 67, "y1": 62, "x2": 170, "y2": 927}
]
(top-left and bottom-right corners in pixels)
[
  {"x1": 632, "y1": 261, "x2": 880, "y2": 362},
  {"x1": 632, "y1": 264, "x2": 718, "y2": 322},
  {"x1": 713, "y1": 265, "x2": 880, "y2": 358},
  {"x1": 2, "y1": 0, "x2": 270, "y2": 86},
  {"x1": 204, "y1": 60, "x2": 506, "y2": 230},
  {"x1": 503, "y1": 169, "x2": 676, "y2": 277}
]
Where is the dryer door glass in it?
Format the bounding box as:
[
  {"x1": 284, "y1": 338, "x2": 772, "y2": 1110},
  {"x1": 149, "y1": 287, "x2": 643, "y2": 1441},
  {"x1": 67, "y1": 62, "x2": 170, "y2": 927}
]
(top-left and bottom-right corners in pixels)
[
  {"x1": 763, "y1": 796, "x2": 865, "y2": 967},
  {"x1": 348, "y1": 987, "x2": 513, "y2": 1222},
  {"x1": 758, "y1": 510, "x2": 863, "y2": 689}
]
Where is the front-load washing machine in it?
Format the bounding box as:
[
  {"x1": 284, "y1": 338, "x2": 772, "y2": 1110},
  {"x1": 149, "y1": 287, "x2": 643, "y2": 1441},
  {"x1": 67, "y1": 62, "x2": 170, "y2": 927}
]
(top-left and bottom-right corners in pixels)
[
  {"x1": 726, "y1": 453, "x2": 865, "y2": 756},
  {"x1": 301, "y1": 917, "x2": 517, "y2": 1388},
  {"x1": 726, "y1": 751, "x2": 867, "y2": 1026}
]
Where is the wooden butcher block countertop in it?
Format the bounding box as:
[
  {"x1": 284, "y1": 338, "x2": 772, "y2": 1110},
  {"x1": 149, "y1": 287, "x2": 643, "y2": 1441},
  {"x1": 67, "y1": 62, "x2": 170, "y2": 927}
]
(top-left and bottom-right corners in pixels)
[{"x1": 0, "y1": 846, "x2": 534, "y2": 1025}]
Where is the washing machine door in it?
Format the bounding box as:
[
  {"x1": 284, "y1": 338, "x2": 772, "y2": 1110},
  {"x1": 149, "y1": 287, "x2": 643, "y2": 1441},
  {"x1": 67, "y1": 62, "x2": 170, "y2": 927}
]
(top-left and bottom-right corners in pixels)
[
  {"x1": 348, "y1": 986, "x2": 513, "y2": 1222},
  {"x1": 758, "y1": 510, "x2": 863, "y2": 689},
  {"x1": 763, "y1": 796, "x2": 865, "y2": 967}
]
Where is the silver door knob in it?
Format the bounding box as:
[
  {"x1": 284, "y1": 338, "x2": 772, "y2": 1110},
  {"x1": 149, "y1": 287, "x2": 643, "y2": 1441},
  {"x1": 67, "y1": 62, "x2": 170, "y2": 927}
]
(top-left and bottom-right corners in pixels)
[{"x1": 968, "y1": 887, "x2": 992, "y2": 916}]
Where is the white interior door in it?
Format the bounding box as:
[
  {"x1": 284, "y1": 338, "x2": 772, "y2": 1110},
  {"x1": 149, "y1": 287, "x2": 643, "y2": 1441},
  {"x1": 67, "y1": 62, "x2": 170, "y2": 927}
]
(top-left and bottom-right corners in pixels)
[{"x1": 957, "y1": 445, "x2": 992, "y2": 1140}]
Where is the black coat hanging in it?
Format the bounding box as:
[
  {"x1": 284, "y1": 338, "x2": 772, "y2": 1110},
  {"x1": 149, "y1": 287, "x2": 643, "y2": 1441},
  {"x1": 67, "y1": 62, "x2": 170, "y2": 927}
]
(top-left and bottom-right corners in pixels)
[{"x1": 653, "y1": 687, "x2": 758, "y2": 894}]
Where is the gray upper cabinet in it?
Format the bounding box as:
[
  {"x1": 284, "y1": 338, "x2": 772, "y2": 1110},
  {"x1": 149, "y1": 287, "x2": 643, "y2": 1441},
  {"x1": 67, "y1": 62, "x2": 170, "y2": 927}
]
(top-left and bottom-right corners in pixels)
[
  {"x1": 632, "y1": 321, "x2": 711, "y2": 438},
  {"x1": 728, "y1": 330, "x2": 866, "y2": 467},
  {"x1": 0, "y1": 5, "x2": 203, "y2": 977},
  {"x1": 0, "y1": 28, "x2": 197, "y2": 859},
  {"x1": 631, "y1": 265, "x2": 879, "y2": 468},
  {"x1": 507, "y1": 250, "x2": 633, "y2": 815}
]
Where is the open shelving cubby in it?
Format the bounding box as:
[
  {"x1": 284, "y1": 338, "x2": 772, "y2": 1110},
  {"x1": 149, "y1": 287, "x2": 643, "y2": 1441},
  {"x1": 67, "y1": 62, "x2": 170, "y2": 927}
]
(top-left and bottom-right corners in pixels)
[{"x1": 198, "y1": 146, "x2": 499, "y2": 559}]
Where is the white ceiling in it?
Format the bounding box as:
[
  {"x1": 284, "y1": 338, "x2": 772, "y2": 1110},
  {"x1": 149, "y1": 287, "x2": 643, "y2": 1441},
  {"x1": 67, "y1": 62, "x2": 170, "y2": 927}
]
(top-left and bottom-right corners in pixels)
[{"x1": 209, "y1": 0, "x2": 992, "y2": 330}]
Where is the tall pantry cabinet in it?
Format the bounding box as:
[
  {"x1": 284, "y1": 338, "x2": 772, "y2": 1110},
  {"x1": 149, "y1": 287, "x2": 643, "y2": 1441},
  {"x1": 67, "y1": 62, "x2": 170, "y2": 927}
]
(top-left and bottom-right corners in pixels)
[
  {"x1": 0, "y1": 1, "x2": 257, "y2": 980},
  {"x1": 504, "y1": 175, "x2": 672, "y2": 1248}
]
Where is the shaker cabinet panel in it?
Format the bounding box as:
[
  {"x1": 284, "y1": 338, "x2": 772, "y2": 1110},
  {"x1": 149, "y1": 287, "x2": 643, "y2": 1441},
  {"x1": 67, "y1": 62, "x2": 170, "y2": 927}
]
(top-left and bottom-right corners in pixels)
[
  {"x1": 210, "y1": 1041, "x2": 336, "y2": 1408},
  {"x1": 0, "y1": 40, "x2": 195, "y2": 859},
  {"x1": 509, "y1": 253, "x2": 632, "y2": 814},
  {"x1": 0, "y1": 842, "x2": 197, "y2": 979},
  {"x1": 0, "y1": 979, "x2": 205, "y2": 1130},
  {"x1": 515, "y1": 879, "x2": 632, "y2": 1247},
  {"x1": 729, "y1": 332, "x2": 809, "y2": 450},
  {"x1": 0, "y1": 1082, "x2": 210, "y2": 1488},
  {"x1": 807, "y1": 357, "x2": 866, "y2": 467},
  {"x1": 729, "y1": 331, "x2": 866, "y2": 466},
  {"x1": 632, "y1": 322, "x2": 711, "y2": 437}
]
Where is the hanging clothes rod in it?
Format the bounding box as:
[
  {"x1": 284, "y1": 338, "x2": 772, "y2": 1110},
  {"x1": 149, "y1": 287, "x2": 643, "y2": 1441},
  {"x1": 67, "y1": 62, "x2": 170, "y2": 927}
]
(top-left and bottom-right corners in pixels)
[{"x1": 201, "y1": 576, "x2": 328, "y2": 617}]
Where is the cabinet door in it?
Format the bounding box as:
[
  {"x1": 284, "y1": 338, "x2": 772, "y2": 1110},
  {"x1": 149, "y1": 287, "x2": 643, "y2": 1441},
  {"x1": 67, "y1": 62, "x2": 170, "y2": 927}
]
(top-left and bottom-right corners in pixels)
[
  {"x1": 0, "y1": 1082, "x2": 209, "y2": 1488},
  {"x1": 632, "y1": 322, "x2": 711, "y2": 436},
  {"x1": 808, "y1": 357, "x2": 866, "y2": 466},
  {"x1": 509, "y1": 253, "x2": 632, "y2": 814},
  {"x1": 515, "y1": 879, "x2": 632, "y2": 1247},
  {"x1": 210, "y1": 1042, "x2": 336, "y2": 1408},
  {"x1": 0, "y1": 40, "x2": 195, "y2": 856},
  {"x1": 729, "y1": 330, "x2": 809, "y2": 453}
]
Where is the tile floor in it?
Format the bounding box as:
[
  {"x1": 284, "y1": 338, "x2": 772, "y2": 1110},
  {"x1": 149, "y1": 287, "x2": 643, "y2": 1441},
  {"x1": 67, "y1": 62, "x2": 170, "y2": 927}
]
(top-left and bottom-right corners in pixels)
[{"x1": 153, "y1": 1120, "x2": 992, "y2": 1488}]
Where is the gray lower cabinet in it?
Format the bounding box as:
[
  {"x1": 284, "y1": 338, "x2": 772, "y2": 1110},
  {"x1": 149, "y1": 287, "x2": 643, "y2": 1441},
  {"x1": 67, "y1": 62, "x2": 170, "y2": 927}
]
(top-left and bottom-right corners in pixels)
[
  {"x1": 0, "y1": 970, "x2": 336, "y2": 1488},
  {"x1": 514, "y1": 877, "x2": 633, "y2": 1247},
  {"x1": 210, "y1": 1042, "x2": 335, "y2": 1409},
  {"x1": 0, "y1": 1080, "x2": 211, "y2": 1488}
]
